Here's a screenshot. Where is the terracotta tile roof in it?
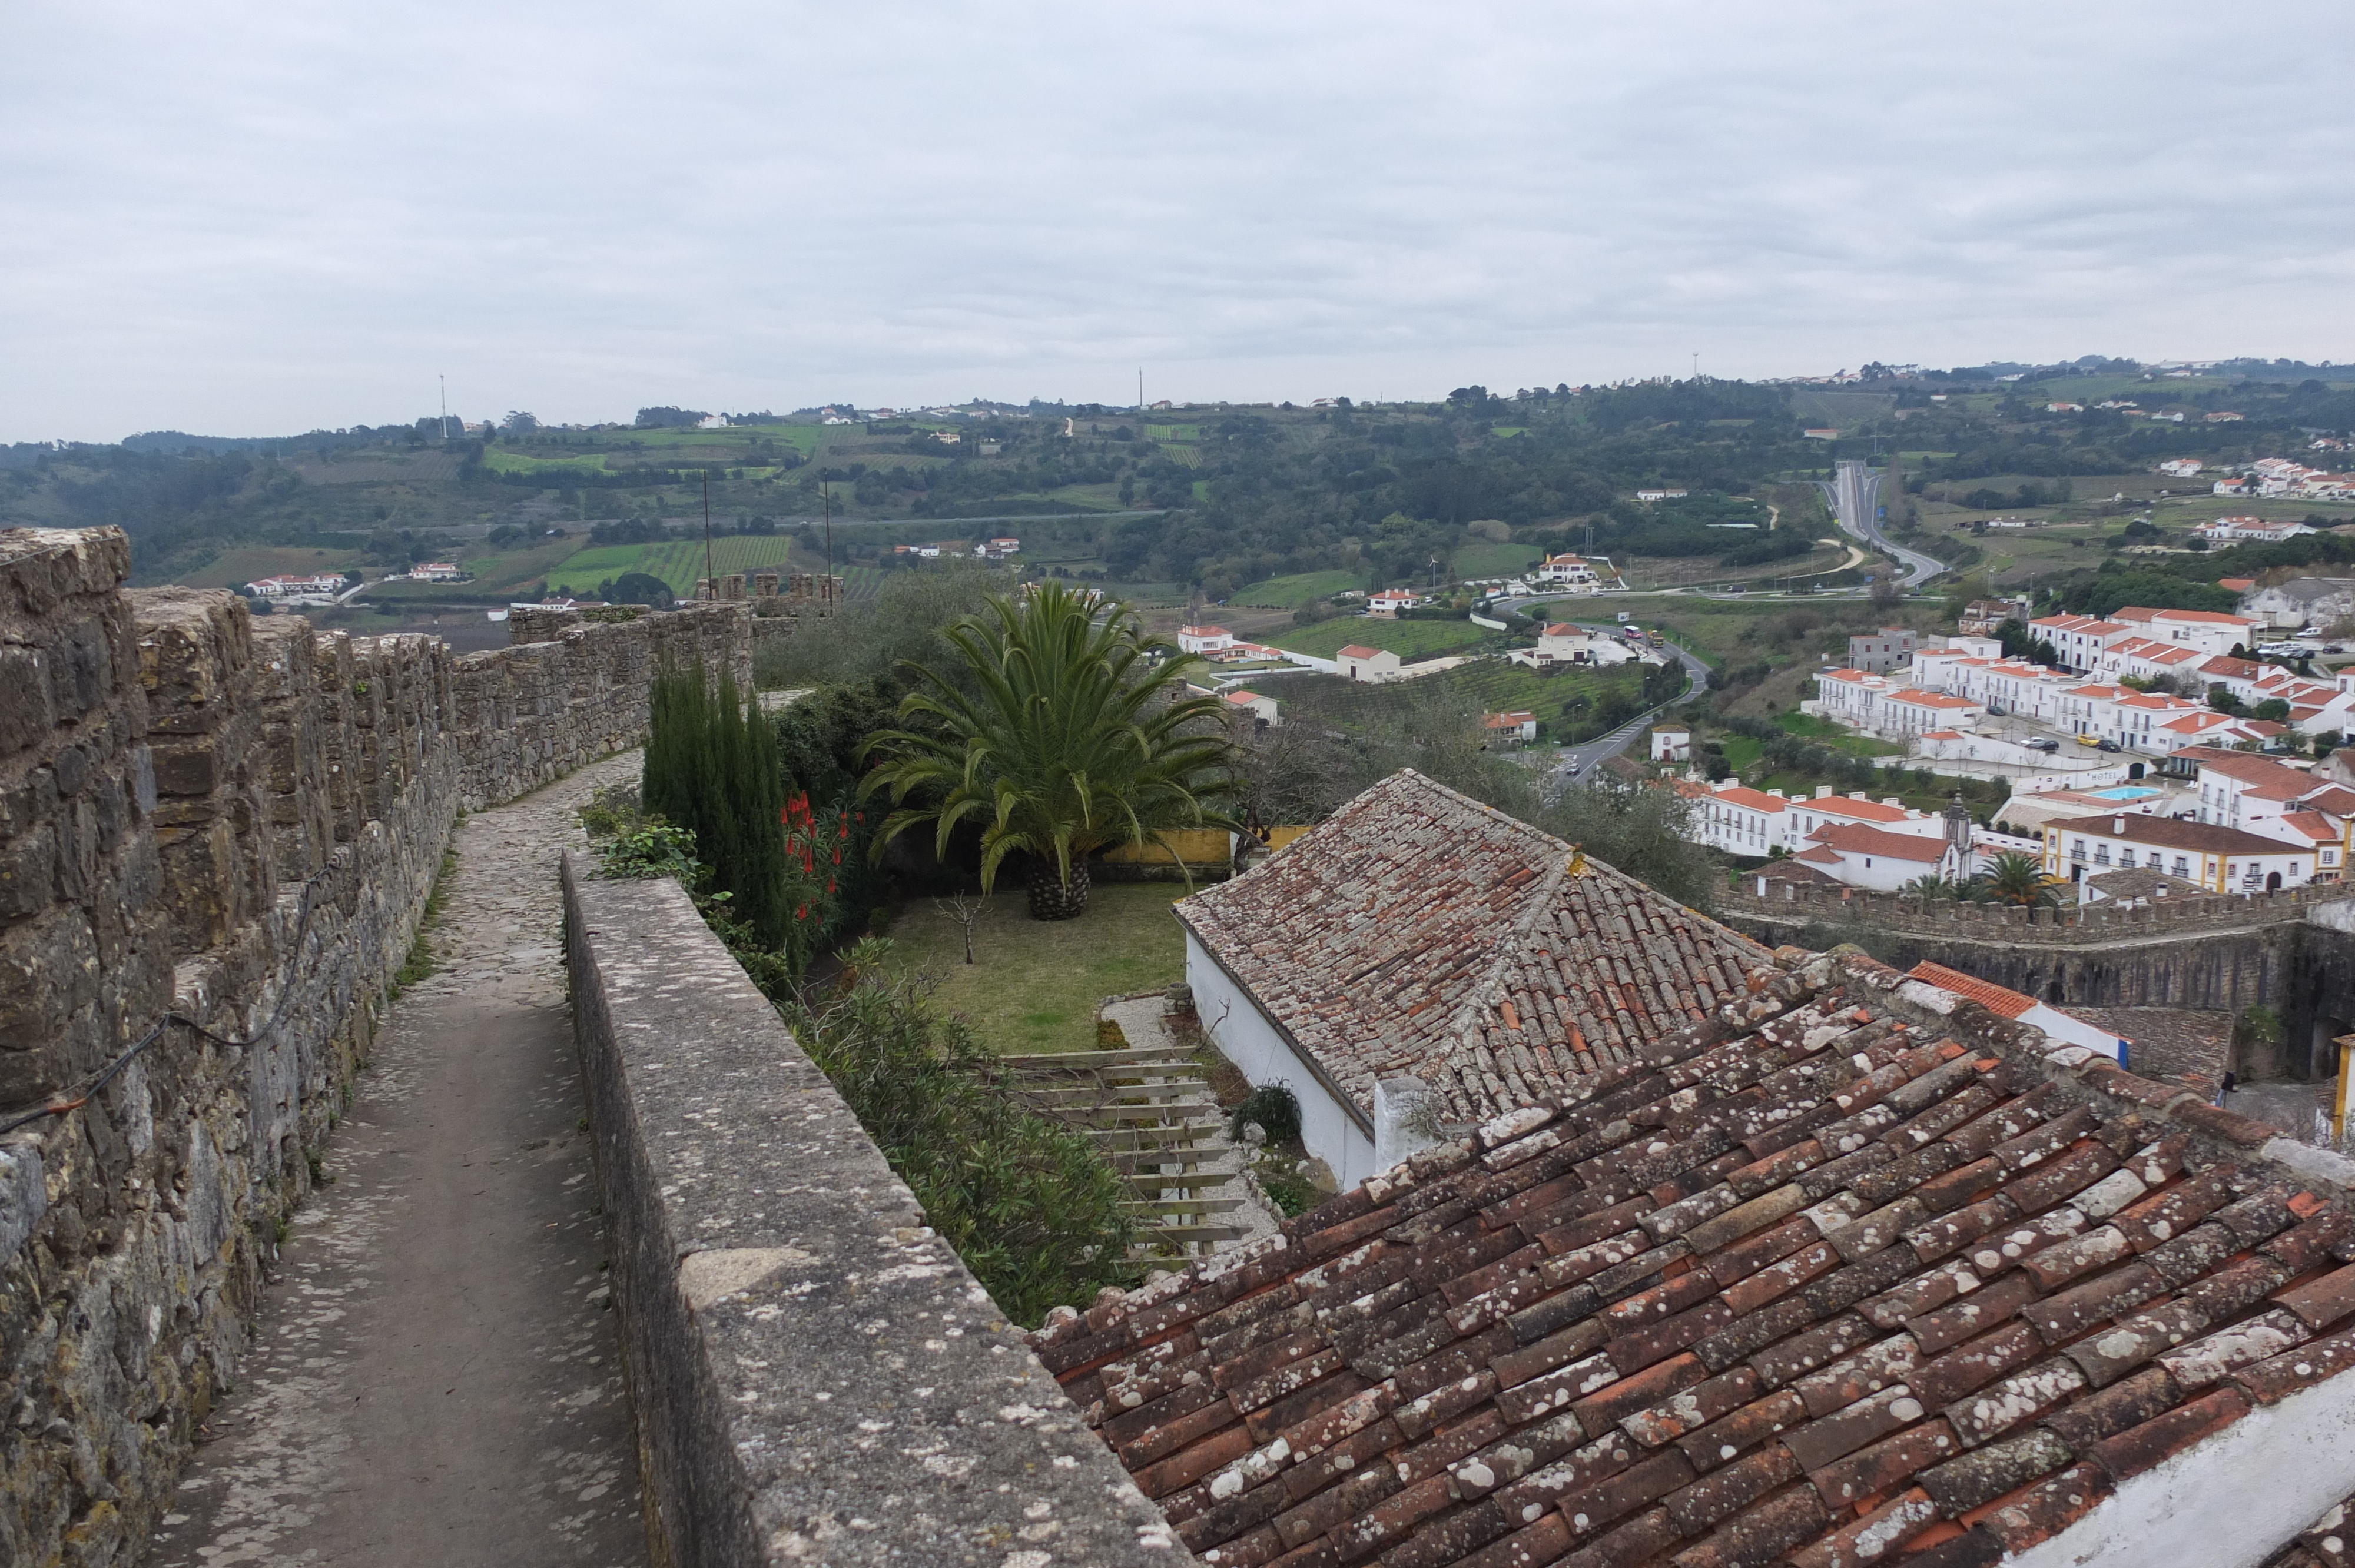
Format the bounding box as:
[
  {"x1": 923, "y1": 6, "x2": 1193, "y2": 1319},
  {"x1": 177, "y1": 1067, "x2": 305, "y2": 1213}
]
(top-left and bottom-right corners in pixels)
[
  {"x1": 2045, "y1": 813, "x2": 2293, "y2": 858},
  {"x1": 2301, "y1": 786, "x2": 2355, "y2": 818},
  {"x1": 1035, "y1": 949, "x2": 2355, "y2": 1568},
  {"x1": 1175, "y1": 770, "x2": 1771, "y2": 1126},
  {"x1": 1711, "y1": 787, "x2": 1789, "y2": 814},
  {"x1": 1802, "y1": 796, "x2": 1911, "y2": 825},
  {"x1": 2183, "y1": 749, "x2": 2315, "y2": 789},
  {"x1": 1806, "y1": 823, "x2": 1945, "y2": 863},
  {"x1": 2277, "y1": 811, "x2": 2340, "y2": 844},
  {"x1": 1338, "y1": 645, "x2": 1384, "y2": 660},
  {"x1": 1908, "y1": 961, "x2": 2035, "y2": 1020}
]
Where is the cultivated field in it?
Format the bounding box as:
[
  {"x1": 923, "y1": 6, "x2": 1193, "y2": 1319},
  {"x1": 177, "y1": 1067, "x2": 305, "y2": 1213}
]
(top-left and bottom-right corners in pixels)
[{"x1": 1270, "y1": 616, "x2": 1500, "y2": 660}]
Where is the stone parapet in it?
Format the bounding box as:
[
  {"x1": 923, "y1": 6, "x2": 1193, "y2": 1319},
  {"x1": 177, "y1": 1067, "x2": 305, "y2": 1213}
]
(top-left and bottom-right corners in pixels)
[
  {"x1": 0, "y1": 526, "x2": 751, "y2": 1568},
  {"x1": 1719, "y1": 880, "x2": 2331, "y2": 946},
  {"x1": 562, "y1": 859, "x2": 1189, "y2": 1568}
]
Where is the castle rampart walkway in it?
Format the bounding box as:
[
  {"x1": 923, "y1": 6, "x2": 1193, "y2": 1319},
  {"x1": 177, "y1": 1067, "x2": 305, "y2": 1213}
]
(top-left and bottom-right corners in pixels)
[{"x1": 145, "y1": 755, "x2": 647, "y2": 1568}]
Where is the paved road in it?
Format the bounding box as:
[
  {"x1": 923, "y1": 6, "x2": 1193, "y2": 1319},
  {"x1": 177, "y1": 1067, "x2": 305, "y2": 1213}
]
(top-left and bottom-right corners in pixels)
[
  {"x1": 1820, "y1": 459, "x2": 1946, "y2": 589},
  {"x1": 1544, "y1": 624, "x2": 1709, "y2": 789},
  {"x1": 148, "y1": 757, "x2": 647, "y2": 1568}
]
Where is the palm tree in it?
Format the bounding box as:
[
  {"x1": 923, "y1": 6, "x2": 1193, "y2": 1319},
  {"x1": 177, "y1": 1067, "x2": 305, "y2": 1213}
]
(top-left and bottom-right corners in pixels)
[
  {"x1": 1971, "y1": 850, "x2": 2065, "y2": 909},
  {"x1": 859, "y1": 581, "x2": 1241, "y2": 920},
  {"x1": 1906, "y1": 872, "x2": 1963, "y2": 901}
]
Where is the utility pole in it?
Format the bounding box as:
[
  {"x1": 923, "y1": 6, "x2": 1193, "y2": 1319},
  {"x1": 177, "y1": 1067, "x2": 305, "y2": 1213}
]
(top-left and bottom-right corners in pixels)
[
  {"x1": 1138, "y1": 367, "x2": 1144, "y2": 417},
  {"x1": 702, "y1": 469, "x2": 715, "y2": 591},
  {"x1": 439, "y1": 374, "x2": 449, "y2": 441}
]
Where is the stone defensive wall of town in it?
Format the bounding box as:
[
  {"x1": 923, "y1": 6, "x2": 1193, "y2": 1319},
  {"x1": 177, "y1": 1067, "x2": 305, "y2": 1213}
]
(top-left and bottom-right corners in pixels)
[
  {"x1": 562, "y1": 862, "x2": 1184, "y2": 1567},
  {"x1": 1720, "y1": 883, "x2": 2355, "y2": 1082},
  {"x1": 0, "y1": 526, "x2": 749, "y2": 1567}
]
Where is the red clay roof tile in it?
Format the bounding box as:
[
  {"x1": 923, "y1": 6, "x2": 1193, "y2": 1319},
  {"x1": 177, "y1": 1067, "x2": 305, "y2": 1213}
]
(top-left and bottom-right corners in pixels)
[{"x1": 1037, "y1": 950, "x2": 2355, "y2": 1566}]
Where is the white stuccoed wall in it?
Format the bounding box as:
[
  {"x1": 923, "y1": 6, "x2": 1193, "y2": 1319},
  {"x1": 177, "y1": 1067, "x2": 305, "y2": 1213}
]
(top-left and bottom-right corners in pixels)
[
  {"x1": 1185, "y1": 931, "x2": 1376, "y2": 1188},
  {"x1": 2009, "y1": 1367, "x2": 2355, "y2": 1568}
]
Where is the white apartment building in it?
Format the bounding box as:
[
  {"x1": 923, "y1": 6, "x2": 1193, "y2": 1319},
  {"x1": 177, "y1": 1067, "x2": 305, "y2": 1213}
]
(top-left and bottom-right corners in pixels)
[
  {"x1": 2108, "y1": 605, "x2": 2264, "y2": 655},
  {"x1": 2042, "y1": 812, "x2": 2312, "y2": 894},
  {"x1": 2028, "y1": 614, "x2": 2134, "y2": 673}
]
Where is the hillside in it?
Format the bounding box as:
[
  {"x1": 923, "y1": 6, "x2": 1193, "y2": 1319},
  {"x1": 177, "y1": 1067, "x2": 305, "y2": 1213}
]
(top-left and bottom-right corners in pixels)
[{"x1": 5, "y1": 366, "x2": 2354, "y2": 628}]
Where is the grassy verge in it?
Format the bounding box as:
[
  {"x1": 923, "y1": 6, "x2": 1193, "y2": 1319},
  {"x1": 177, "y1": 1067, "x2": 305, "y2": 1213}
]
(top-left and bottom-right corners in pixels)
[{"x1": 883, "y1": 883, "x2": 1189, "y2": 1053}]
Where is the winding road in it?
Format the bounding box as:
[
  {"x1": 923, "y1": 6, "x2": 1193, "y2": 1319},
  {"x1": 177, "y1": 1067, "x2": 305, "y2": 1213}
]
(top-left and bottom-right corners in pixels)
[{"x1": 1818, "y1": 459, "x2": 1945, "y2": 589}]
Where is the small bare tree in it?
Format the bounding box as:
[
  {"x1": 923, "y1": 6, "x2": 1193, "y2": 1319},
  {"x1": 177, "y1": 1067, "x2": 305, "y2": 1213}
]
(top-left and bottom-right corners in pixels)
[{"x1": 933, "y1": 890, "x2": 990, "y2": 964}]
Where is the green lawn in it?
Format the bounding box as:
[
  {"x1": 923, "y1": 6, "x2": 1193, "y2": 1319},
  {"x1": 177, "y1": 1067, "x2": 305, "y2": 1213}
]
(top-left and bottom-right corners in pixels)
[
  {"x1": 1233, "y1": 569, "x2": 1362, "y2": 607},
  {"x1": 883, "y1": 883, "x2": 1188, "y2": 1054},
  {"x1": 1455, "y1": 542, "x2": 1542, "y2": 577},
  {"x1": 1778, "y1": 712, "x2": 1905, "y2": 758},
  {"x1": 1271, "y1": 616, "x2": 1499, "y2": 660}
]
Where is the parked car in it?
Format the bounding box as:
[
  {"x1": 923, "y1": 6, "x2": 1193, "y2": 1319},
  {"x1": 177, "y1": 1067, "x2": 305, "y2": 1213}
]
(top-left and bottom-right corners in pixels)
[
  {"x1": 2027, "y1": 736, "x2": 2060, "y2": 752},
  {"x1": 2095, "y1": 739, "x2": 2121, "y2": 753},
  {"x1": 2075, "y1": 733, "x2": 2101, "y2": 747}
]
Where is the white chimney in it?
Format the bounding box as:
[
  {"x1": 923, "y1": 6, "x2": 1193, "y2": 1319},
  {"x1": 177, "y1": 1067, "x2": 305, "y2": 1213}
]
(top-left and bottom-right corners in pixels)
[{"x1": 2114, "y1": 816, "x2": 2125, "y2": 833}]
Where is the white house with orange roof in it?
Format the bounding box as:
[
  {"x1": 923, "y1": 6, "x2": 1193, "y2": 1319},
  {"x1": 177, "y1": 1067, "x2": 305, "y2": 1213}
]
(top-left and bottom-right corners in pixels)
[
  {"x1": 1365, "y1": 588, "x2": 1423, "y2": 617},
  {"x1": 2108, "y1": 603, "x2": 2265, "y2": 655},
  {"x1": 1505, "y1": 621, "x2": 1636, "y2": 670},
  {"x1": 1335, "y1": 644, "x2": 1402, "y2": 682},
  {"x1": 2185, "y1": 748, "x2": 2353, "y2": 871},
  {"x1": 1786, "y1": 823, "x2": 1949, "y2": 891},
  {"x1": 1906, "y1": 962, "x2": 2128, "y2": 1061},
  {"x1": 1689, "y1": 783, "x2": 1790, "y2": 855},
  {"x1": 1177, "y1": 624, "x2": 1235, "y2": 655},
  {"x1": 1531, "y1": 552, "x2": 1606, "y2": 589},
  {"x1": 1481, "y1": 710, "x2": 1537, "y2": 743},
  {"x1": 2029, "y1": 613, "x2": 2137, "y2": 673},
  {"x1": 2197, "y1": 515, "x2": 2315, "y2": 544},
  {"x1": 1875, "y1": 686, "x2": 1983, "y2": 736},
  {"x1": 1807, "y1": 665, "x2": 1898, "y2": 727}
]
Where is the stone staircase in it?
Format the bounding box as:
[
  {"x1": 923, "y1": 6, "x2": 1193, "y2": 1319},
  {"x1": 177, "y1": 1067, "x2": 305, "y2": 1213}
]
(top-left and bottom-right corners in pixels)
[{"x1": 990, "y1": 1047, "x2": 1252, "y2": 1255}]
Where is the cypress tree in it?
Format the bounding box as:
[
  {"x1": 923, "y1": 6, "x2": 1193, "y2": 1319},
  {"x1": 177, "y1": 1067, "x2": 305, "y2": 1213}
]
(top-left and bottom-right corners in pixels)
[{"x1": 641, "y1": 662, "x2": 792, "y2": 949}]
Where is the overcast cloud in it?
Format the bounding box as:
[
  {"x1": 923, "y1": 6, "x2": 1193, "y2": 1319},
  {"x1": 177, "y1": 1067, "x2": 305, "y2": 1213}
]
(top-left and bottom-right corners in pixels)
[{"x1": 4, "y1": 1, "x2": 2349, "y2": 441}]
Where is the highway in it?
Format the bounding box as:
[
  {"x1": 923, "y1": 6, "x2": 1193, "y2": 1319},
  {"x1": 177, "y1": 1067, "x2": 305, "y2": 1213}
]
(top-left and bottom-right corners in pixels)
[{"x1": 1819, "y1": 459, "x2": 1946, "y2": 589}]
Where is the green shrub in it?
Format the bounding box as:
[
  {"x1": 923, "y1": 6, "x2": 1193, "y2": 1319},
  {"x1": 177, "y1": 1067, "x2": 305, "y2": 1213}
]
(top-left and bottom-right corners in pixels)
[
  {"x1": 782, "y1": 943, "x2": 1138, "y2": 1325},
  {"x1": 1229, "y1": 1082, "x2": 1303, "y2": 1147}
]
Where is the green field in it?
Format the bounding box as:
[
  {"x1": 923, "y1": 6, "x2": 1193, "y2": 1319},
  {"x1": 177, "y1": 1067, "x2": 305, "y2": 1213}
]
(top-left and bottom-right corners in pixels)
[
  {"x1": 1158, "y1": 447, "x2": 1203, "y2": 467},
  {"x1": 1455, "y1": 542, "x2": 1543, "y2": 577},
  {"x1": 1271, "y1": 616, "x2": 1498, "y2": 660},
  {"x1": 882, "y1": 884, "x2": 1186, "y2": 1054},
  {"x1": 483, "y1": 449, "x2": 611, "y2": 476},
  {"x1": 546, "y1": 536, "x2": 802, "y2": 596},
  {"x1": 1232, "y1": 569, "x2": 1362, "y2": 608},
  {"x1": 1279, "y1": 658, "x2": 1647, "y2": 743},
  {"x1": 1144, "y1": 424, "x2": 1202, "y2": 441}
]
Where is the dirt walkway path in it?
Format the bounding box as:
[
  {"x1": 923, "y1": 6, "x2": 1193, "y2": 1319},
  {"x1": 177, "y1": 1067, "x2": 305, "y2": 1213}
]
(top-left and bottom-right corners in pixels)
[{"x1": 147, "y1": 754, "x2": 648, "y2": 1568}]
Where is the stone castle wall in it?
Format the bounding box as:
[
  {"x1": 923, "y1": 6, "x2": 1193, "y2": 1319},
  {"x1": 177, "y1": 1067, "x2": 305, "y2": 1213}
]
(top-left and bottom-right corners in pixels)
[{"x1": 0, "y1": 527, "x2": 749, "y2": 1568}]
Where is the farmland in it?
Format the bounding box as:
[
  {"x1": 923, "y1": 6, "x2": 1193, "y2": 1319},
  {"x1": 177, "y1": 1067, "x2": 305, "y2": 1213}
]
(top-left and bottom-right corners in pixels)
[
  {"x1": 545, "y1": 536, "x2": 808, "y2": 596},
  {"x1": 1454, "y1": 542, "x2": 1543, "y2": 577},
  {"x1": 1231, "y1": 569, "x2": 1362, "y2": 608},
  {"x1": 1270, "y1": 615, "x2": 1500, "y2": 660}
]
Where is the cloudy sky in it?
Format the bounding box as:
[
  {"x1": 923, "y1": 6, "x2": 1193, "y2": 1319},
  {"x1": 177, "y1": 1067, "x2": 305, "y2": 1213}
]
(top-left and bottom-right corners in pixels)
[{"x1": 5, "y1": 2, "x2": 2349, "y2": 442}]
